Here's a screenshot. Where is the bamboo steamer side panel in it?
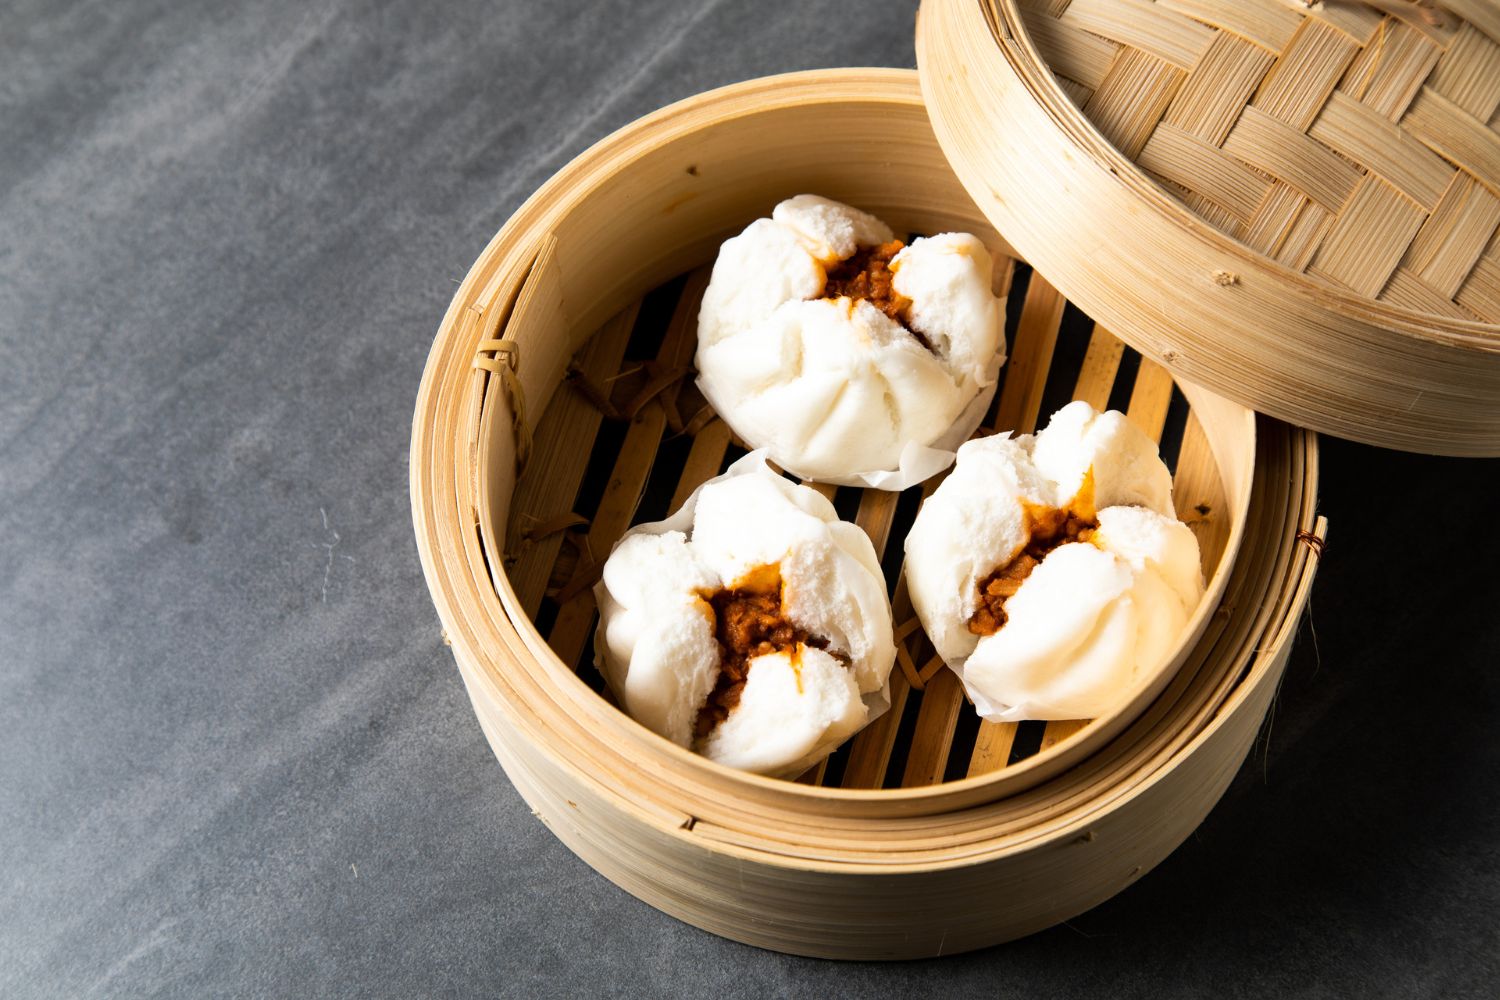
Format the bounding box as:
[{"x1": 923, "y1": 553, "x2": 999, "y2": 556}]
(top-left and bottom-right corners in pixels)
[{"x1": 467, "y1": 505, "x2": 1321, "y2": 960}]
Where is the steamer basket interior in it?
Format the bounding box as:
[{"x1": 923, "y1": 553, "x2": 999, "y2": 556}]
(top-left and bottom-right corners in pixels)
[
  {"x1": 500, "y1": 258, "x2": 1245, "y2": 793},
  {"x1": 455, "y1": 72, "x2": 1256, "y2": 804}
]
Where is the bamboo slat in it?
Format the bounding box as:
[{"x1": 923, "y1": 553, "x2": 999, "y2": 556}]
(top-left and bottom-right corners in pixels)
[
  {"x1": 1222, "y1": 106, "x2": 1364, "y2": 213},
  {"x1": 1308, "y1": 91, "x2": 1455, "y2": 209},
  {"x1": 901, "y1": 669, "x2": 968, "y2": 787},
  {"x1": 1061, "y1": 0, "x2": 1215, "y2": 71},
  {"x1": 543, "y1": 278, "x2": 706, "y2": 669},
  {"x1": 1338, "y1": 19, "x2": 1438, "y2": 120},
  {"x1": 1296, "y1": 0, "x2": 1384, "y2": 46},
  {"x1": 919, "y1": 0, "x2": 1500, "y2": 455},
  {"x1": 1443, "y1": 0, "x2": 1500, "y2": 52},
  {"x1": 506, "y1": 305, "x2": 637, "y2": 615},
  {"x1": 993, "y1": 272, "x2": 1067, "y2": 434},
  {"x1": 1019, "y1": 4, "x2": 1117, "y2": 90},
  {"x1": 1426, "y1": 23, "x2": 1500, "y2": 122},
  {"x1": 1084, "y1": 49, "x2": 1185, "y2": 159},
  {"x1": 1239, "y1": 181, "x2": 1308, "y2": 256},
  {"x1": 1276, "y1": 199, "x2": 1334, "y2": 271},
  {"x1": 1036, "y1": 328, "x2": 1178, "y2": 757},
  {"x1": 1457, "y1": 253, "x2": 1500, "y2": 317},
  {"x1": 1308, "y1": 174, "x2": 1429, "y2": 296},
  {"x1": 1402, "y1": 86, "x2": 1500, "y2": 195},
  {"x1": 1073, "y1": 323, "x2": 1125, "y2": 408},
  {"x1": 1162, "y1": 32, "x2": 1276, "y2": 146},
  {"x1": 966, "y1": 715, "x2": 1019, "y2": 778},
  {"x1": 1253, "y1": 19, "x2": 1361, "y2": 131},
  {"x1": 854, "y1": 487, "x2": 900, "y2": 553},
  {"x1": 1125, "y1": 359, "x2": 1176, "y2": 441},
  {"x1": 1382, "y1": 266, "x2": 1480, "y2": 318},
  {"x1": 1403, "y1": 172, "x2": 1500, "y2": 296},
  {"x1": 411, "y1": 68, "x2": 1322, "y2": 960},
  {"x1": 671, "y1": 419, "x2": 732, "y2": 511},
  {"x1": 1139, "y1": 124, "x2": 1272, "y2": 222},
  {"x1": 1155, "y1": 0, "x2": 1301, "y2": 54},
  {"x1": 544, "y1": 405, "x2": 664, "y2": 670}
]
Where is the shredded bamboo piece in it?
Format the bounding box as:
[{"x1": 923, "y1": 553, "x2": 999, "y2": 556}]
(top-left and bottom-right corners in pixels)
[
  {"x1": 1156, "y1": 0, "x2": 1301, "y2": 53},
  {"x1": 1309, "y1": 90, "x2": 1455, "y2": 208},
  {"x1": 1457, "y1": 253, "x2": 1500, "y2": 316},
  {"x1": 1254, "y1": 19, "x2": 1361, "y2": 130},
  {"x1": 1085, "y1": 49, "x2": 1185, "y2": 158},
  {"x1": 1223, "y1": 106, "x2": 1363, "y2": 211},
  {"x1": 507, "y1": 307, "x2": 637, "y2": 614}
]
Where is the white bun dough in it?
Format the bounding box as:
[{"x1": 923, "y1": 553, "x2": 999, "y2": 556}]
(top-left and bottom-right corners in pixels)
[
  {"x1": 903, "y1": 434, "x2": 1057, "y2": 668},
  {"x1": 593, "y1": 452, "x2": 896, "y2": 777},
  {"x1": 903, "y1": 402, "x2": 1204, "y2": 722},
  {"x1": 701, "y1": 647, "x2": 867, "y2": 774},
  {"x1": 696, "y1": 195, "x2": 1007, "y2": 489},
  {"x1": 1031, "y1": 400, "x2": 1177, "y2": 516}
]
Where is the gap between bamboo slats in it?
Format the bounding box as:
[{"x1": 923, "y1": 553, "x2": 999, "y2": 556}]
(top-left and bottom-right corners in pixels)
[{"x1": 517, "y1": 257, "x2": 1227, "y2": 792}]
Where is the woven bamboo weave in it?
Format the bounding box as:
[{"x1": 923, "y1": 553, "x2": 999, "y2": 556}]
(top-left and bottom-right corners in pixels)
[{"x1": 1020, "y1": 0, "x2": 1500, "y2": 318}]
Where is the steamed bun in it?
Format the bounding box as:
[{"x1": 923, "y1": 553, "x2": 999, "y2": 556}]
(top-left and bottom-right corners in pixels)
[
  {"x1": 903, "y1": 402, "x2": 1204, "y2": 721},
  {"x1": 593, "y1": 452, "x2": 896, "y2": 777},
  {"x1": 695, "y1": 195, "x2": 1007, "y2": 488}
]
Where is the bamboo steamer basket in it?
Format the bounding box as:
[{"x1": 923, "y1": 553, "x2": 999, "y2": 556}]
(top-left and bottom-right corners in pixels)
[
  {"x1": 918, "y1": 0, "x2": 1500, "y2": 456},
  {"x1": 410, "y1": 69, "x2": 1324, "y2": 959}
]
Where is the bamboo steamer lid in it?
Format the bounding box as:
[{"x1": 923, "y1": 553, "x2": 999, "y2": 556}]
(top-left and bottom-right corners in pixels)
[{"x1": 917, "y1": 0, "x2": 1500, "y2": 456}]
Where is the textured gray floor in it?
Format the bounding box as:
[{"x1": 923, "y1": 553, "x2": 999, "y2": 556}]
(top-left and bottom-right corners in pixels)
[{"x1": 2, "y1": 1, "x2": 1497, "y2": 997}]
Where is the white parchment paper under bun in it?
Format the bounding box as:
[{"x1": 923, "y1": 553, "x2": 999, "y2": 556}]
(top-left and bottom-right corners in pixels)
[
  {"x1": 695, "y1": 195, "x2": 1007, "y2": 490},
  {"x1": 593, "y1": 451, "x2": 895, "y2": 778},
  {"x1": 903, "y1": 402, "x2": 1205, "y2": 722}
]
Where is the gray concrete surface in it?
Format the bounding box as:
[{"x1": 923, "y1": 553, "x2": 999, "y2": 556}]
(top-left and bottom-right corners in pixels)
[{"x1": 2, "y1": 1, "x2": 1496, "y2": 996}]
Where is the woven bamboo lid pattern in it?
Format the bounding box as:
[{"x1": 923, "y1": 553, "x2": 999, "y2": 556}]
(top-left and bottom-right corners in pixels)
[{"x1": 918, "y1": 0, "x2": 1500, "y2": 455}]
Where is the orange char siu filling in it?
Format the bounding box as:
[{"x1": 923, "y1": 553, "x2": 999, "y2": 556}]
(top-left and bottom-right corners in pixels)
[
  {"x1": 967, "y1": 473, "x2": 1099, "y2": 638},
  {"x1": 693, "y1": 564, "x2": 847, "y2": 741},
  {"x1": 821, "y1": 240, "x2": 932, "y2": 351}
]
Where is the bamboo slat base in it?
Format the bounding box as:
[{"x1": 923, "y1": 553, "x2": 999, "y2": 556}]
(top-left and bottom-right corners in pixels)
[{"x1": 515, "y1": 261, "x2": 1238, "y2": 792}]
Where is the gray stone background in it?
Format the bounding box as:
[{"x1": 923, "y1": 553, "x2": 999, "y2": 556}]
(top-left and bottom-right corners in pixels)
[{"x1": 2, "y1": 1, "x2": 1496, "y2": 996}]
